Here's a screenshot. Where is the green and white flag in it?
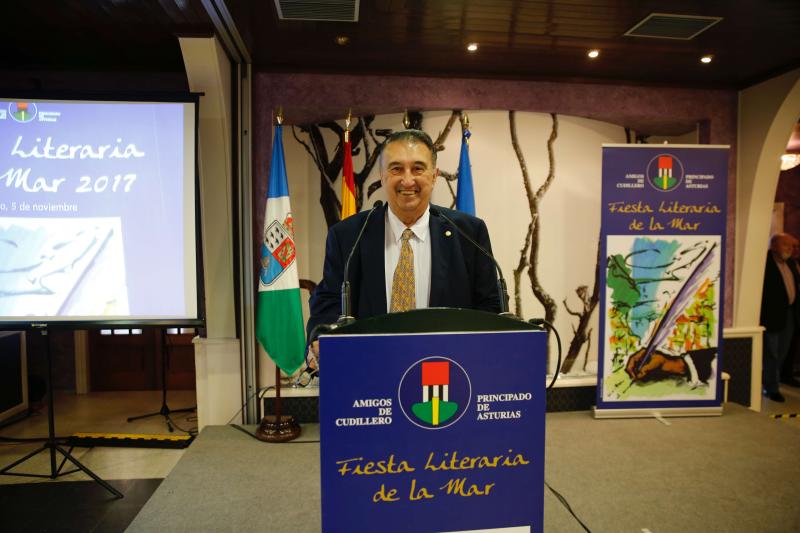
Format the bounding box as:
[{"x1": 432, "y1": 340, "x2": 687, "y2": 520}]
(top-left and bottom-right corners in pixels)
[{"x1": 256, "y1": 124, "x2": 305, "y2": 375}]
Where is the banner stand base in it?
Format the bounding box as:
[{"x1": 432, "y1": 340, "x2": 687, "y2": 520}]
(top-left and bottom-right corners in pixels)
[{"x1": 593, "y1": 406, "x2": 723, "y2": 419}]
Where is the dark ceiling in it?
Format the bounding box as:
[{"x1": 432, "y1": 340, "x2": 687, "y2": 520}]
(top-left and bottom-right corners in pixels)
[{"x1": 2, "y1": 0, "x2": 799, "y2": 89}]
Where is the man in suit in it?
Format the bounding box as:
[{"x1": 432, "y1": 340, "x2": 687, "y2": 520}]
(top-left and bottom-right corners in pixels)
[
  {"x1": 306, "y1": 129, "x2": 501, "y2": 359},
  {"x1": 760, "y1": 233, "x2": 799, "y2": 402},
  {"x1": 780, "y1": 234, "x2": 800, "y2": 387}
]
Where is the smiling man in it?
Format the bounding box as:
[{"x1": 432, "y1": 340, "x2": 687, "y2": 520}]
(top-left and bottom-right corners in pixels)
[{"x1": 306, "y1": 129, "x2": 501, "y2": 345}]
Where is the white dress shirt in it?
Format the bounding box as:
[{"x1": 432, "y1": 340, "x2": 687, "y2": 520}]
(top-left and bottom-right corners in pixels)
[{"x1": 384, "y1": 206, "x2": 432, "y2": 312}]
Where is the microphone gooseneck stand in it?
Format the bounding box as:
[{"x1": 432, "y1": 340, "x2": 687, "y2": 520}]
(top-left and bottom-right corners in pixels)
[
  {"x1": 339, "y1": 200, "x2": 384, "y2": 325},
  {"x1": 430, "y1": 207, "x2": 512, "y2": 316}
]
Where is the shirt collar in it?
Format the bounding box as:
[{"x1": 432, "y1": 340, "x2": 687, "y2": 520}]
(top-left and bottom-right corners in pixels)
[{"x1": 387, "y1": 205, "x2": 430, "y2": 243}]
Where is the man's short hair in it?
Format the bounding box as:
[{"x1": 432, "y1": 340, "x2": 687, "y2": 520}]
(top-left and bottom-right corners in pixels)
[
  {"x1": 771, "y1": 232, "x2": 796, "y2": 249},
  {"x1": 381, "y1": 129, "x2": 437, "y2": 166}
]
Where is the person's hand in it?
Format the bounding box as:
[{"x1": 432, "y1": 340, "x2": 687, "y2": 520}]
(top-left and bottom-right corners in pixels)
[
  {"x1": 625, "y1": 348, "x2": 687, "y2": 382},
  {"x1": 308, "y1": 340, "x2": 319, "y2": 370}
]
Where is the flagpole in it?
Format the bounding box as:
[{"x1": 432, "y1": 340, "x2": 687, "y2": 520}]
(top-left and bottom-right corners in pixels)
[
  {"x1": 274, "y1": 365, "x2": 282, "y2": 423},
  {"x1": 256, "y1": 106, "x2": 301, "y2": 443}
]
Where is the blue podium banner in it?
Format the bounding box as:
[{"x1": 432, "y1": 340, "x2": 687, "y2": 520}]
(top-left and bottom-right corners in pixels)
[
  {"x1": 597, "y1": 145, "x2": 728, "y2": 412},
  {"x1": 320, "y1": 330, "x2": 547, "y2": 533}
]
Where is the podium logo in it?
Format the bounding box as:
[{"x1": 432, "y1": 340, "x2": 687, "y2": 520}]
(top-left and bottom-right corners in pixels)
[
  {"x1": 398, "y1": 357, "x2": 471, "y2": 430},
  {"x1": 646, "y1": 153, "x2": 684, "y2": 192}
]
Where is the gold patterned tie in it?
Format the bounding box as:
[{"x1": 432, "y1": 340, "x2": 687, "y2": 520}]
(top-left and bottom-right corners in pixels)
[{"x1": 390, "y1": 229, "x2": 416, "y2": 312}]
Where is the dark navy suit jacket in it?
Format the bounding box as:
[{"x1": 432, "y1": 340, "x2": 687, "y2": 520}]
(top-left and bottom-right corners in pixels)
[
  {"x1": 760, "y1": 252, "x2": 799, "y2": 333},
  {"x1": 306, "y1": 204, "x2": 501, "y2": 337}
]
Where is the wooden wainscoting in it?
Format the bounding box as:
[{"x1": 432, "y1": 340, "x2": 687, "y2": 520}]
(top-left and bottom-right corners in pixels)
[{"x1": 88, "y1": 328, "x2": 196, "y2": 391}]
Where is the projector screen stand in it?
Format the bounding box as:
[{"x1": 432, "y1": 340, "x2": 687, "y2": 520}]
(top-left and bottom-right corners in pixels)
[
  {"x1": 126, "y1": 329, "x2": 195, "y2": 433},
  {"x1": 0, "y1": 325, "x2": 123, "y2": 498}
]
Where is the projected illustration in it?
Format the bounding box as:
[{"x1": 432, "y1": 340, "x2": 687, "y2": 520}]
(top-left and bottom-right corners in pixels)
[
  {"x1": 602, "y1": 235, "x2": 720, "y2": 402},
  {"x1": 0, "y1": 218, "x2": 129, "y2": 317}
]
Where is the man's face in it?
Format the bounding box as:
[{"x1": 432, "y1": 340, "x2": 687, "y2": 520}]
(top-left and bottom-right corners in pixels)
[
  {"x1": 772, "y1": 235, "x2": 795, "y2": 260},
  {"x1": 380, "y1": 139, "x2": 437, "y2": 225}
]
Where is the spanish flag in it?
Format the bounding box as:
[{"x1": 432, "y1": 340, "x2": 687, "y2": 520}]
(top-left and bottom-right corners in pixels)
[{"x1": 341, "y1": 130, "x2": 356, "y2": 219}]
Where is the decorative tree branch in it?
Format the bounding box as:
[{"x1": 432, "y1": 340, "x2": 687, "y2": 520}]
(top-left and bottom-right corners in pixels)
[
  {"x1": 353, "y1": 116, "x2": 382, "y2": 209},
  {"x1": 513, "y1": 222, "x2": 533, "y2": 318},
  {"x1": 527, "y1": 114, "x2": 559, "y2": 328},
  {"x1": 561, "y1": 233, "x2": 601, "y2": 373},
  {"x1": 509, "y1": 111, "x2": 559, "y2": 343},
  {"x1": 291, "y1": 125, "x2": 336, "y2": 190},
  {"x1": 295, "y1": 116, "x2": 381, "y2": 227},
  {"x1": 434, "y1": 111, "x2": 461, "y2": 152},
  {"x1": 407, "y1": 110, "x2": 424, "y2": 130},
  {"x1": 367, "y1": 180, "x2": 383, "y2": 199},
  {"x1": 583, "y1": 329, "x2": 593, "y2": 371},
  {"x1": 435, "y1": 110, "x2": 464, "y2": 207},
  {"x1": 438, "y1": 170, "x2": 458, "y2": 208}
]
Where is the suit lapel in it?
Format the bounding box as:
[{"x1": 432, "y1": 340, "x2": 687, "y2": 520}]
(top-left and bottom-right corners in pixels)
[
  {"x1": 429, "y1": 207, "x2": 452, "y2": 307},
  {"x1": 360, "y1": 205, "x2": 387, "y2": 314}
]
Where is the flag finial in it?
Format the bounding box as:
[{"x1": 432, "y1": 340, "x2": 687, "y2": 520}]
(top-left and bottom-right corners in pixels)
[
  {"x1": 461, "y1": 112, "x2": 471, "y2": 145},
  {"x1": 344, "y1": 109, "x2": 352, "y2": 142},
  {"x1": 403, "y1": 109, "x2": 410, "y2": 129},
  {"x1": 276, "y1": 106, "x2": 284, "y2": 125}
]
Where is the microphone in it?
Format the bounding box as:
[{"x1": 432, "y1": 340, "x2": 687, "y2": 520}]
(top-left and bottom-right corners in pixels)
[
  {"x1": 340, "y1": 200, "x2": 384, "y2": 324},
  {"x1": 430, "y1": 206, "x2": 512, "y2": 315}
]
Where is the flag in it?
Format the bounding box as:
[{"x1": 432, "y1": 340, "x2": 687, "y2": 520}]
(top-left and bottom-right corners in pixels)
[
  {"x1": 256, "y1": 124, "x2": 306, "y2": 375},
  {"x1": 455, "y1": 129, "x2": 475, "y2": 215},
  {"x1": 341, "y1": 129, "x2": 356, "y2": 219}
]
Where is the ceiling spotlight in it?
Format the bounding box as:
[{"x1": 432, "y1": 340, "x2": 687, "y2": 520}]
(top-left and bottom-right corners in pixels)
[
  {"x1": 466, "y1": 42, "x2": 479, "y2": 52},
  {"x1": 335, "y1": 36, "x2": 349, "y2": 46},
  {"x1": 700, "y1": 54, "x2": 713, "y2": 64},
  {"x1": 587, "y1": 49, "x2": 600, "y2": 59}
]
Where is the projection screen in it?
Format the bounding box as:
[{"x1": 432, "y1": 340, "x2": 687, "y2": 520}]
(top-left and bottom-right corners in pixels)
[{"x1": 0, "y1": 95, "x2": 203, "y2": 327}]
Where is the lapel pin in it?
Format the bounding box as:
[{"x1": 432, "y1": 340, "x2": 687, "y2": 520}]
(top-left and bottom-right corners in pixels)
[{"x1": 445, "y1": 230, "x2": 452, "y2": 237}]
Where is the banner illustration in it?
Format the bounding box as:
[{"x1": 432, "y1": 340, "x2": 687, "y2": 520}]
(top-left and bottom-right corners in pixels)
[{"x1": 597, "y1": 145, "x2": 728, "y2": 411}]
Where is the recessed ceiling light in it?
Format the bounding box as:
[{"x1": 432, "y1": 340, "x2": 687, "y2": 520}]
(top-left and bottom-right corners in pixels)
[
  {"x1": 587, "y1": 49, "x2": 600, "y2": 59},
  {"x1": 700, "y1": 54, "x2": 713, "y2": 64},
  {"x1": 335, "y1": 36, "x2": 349, "y2": 46},
  {"x1": 466, "y1": 42, "x2": 478, "y2": 52}
]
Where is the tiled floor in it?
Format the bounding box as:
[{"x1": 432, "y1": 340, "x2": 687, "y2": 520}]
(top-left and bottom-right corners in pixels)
[{"x1": 0, "y1": 390, "x2": 196, "y2": 532}]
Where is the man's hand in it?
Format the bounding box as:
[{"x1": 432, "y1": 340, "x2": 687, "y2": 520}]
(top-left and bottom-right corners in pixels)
[
  {"x1": 625, "y1": 348, "x2": 687, "y2": 382},
  {"x1": 308, "y1": 340, "x2": 319, "y2": 370}
]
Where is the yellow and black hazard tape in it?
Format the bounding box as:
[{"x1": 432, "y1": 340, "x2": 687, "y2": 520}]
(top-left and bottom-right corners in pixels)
[
  {"x1": 770, "y1": 413, "x2": 799, "y2": 420},
  {"x1": 66, "y1": 432, "x2": 194, "y2": 449}
]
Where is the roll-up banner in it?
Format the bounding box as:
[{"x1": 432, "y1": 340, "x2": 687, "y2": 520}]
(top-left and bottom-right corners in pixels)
[{"x1": 596, "y1": 145, "x2": 729, "y2": 417}]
